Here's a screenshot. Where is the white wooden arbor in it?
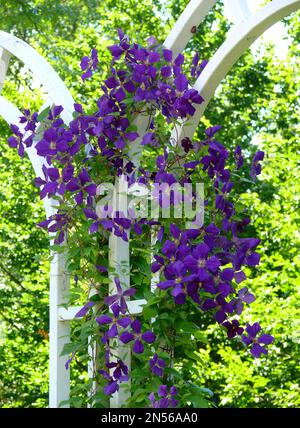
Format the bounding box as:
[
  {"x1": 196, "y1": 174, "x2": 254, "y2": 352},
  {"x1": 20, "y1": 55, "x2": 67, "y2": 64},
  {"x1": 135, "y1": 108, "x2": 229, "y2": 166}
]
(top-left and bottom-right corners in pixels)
[{"x1": 0, "y1": 0, "x2": 299, "y2": 408}]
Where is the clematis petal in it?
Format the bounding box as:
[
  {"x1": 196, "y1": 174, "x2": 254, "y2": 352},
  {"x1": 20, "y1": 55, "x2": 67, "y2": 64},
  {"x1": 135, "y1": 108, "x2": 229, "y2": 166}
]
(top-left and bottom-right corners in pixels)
[
  {"x1": 258, "y1": 334, "x2": 274, "y2": 345},
  {"x1": 133, "y1": 339, "x2": 144, "y2": 354},
  {"x1": 131, "y1": 319, "x2": 142, "y2": 334},
  {"x1": 158, "y1": 385, "x2": 167, "y2": 397},
  {"x1": 75, "y1": 301, "x2": 95, "y2": 318},
  {"x1": 251, "y1": 343, "x2": 268, "y2": 358},
  {"x1": 119, "y1": 331, "x2": 135, "y2": 344},
  {"x1": 96, "y1": 315, "x2": 112, "y2": 325},
  {"x1": 107, "y1": 323, "x2": 118, "y2": 338},
  {"x1": 141, "y1": 331, "x2": 156, "y2": 344},
  {"x1": 104, "y1": 381, "x2": 119, "y2": 395},
  {"x1": 118, "y1": 317, "x2": 131, "y2": 328}
]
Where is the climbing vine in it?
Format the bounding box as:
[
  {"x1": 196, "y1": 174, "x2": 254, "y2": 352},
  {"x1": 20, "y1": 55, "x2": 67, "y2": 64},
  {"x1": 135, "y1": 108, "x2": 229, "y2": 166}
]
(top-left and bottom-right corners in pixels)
[{"x1": 8, "y1": 29, "x2": 273, "y2": 408}]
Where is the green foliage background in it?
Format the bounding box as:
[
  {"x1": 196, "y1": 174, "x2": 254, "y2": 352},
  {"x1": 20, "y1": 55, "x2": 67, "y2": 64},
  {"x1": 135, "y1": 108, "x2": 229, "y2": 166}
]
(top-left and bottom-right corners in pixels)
[{"x1": 0, "y1": 0, "x2": 299, "y2": 407}]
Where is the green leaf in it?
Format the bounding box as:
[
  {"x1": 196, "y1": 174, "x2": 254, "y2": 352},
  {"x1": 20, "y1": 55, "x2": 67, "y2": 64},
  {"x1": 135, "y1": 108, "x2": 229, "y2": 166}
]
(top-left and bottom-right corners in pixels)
[
  {"x1": 194, "y1": 330, "x2": 208, "y2": 343},
  {"x1": 89, "y1": 294, "x2": 101, "y2": 302},
  {"x1": 185, "y1": 386, "x2": 211, "y2": 408},
  {"x1": 60, "y1": 341, "x2": 81, "y2": 356},
  {"x1": 142, "y1": 305, "x2": 157, "y2": 320},
  {"x1": 178, "y1": 320, "x2": 197, "y2": 332},
  {"x1": 37, "y1": 106, "x2": 50, "y2": 122}
]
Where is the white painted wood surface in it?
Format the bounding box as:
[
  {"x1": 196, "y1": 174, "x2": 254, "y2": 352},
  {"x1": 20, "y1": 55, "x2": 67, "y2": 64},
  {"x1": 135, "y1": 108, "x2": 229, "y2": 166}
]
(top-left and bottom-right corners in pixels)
[
  {"x1": 0, "y1": 31, "x2": 74, "y2": 122},
  {"x1": 223, "y1": 0, "x2": 251, "y2": 25},
  {"x1": 109, "y1": 174, "x2": 132, "y2": 407},
  {"x1": 0, "y1": 47, "x2": 10, "y2": 93},
  {"x1": 164, "y1": 0, "x2": 217, "y2": 55}
]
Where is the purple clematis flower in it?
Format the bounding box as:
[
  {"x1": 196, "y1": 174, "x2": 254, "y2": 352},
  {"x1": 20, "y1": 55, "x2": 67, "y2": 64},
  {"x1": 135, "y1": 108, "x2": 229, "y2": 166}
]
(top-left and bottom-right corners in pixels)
[
  {"x1": 108, "y1": 30, "x2": 131, "y2": 61},
  {"x1": 148, "y1": 392, "x2": 160, "y2": 408},
  {"x1": 19, "y1": 108, "x2": 38, "y2": 133},
  {"x1": 65, "y1": 352, "x2": 76, "y2": 370},
  {"x1": 114, "y1": 131, "x2": 139, "y2": 150},
  {"x1": 38, "y1": 211, "x2": 69, "y2": 244},
  {"x1": 81, "y1": 48, "x2": 99, "y2": 80},
  {"x1": 169, "y1": 277, "x2": 200, "y2": 305},
  {"x1": 242, "y1": 322, "x2": 274, "y2": 358},
  {"x1": 233, "y1": 237, "x2": 261, "y2": 270},
  {"x1": 250, "y1": 150, "x2": 264, "y2": 179},
  {"x1": 202, "y1": 295, "x2": 234, "y2": 324},
  {"x1": 35, "y1": 128, "x2": 69, "y2": 158},
  {"x1": 183, "y1": 243, "x2": 221, "y2": 279},
  {"x1": 119, "y1": 319, "x2": 156, "y2": 353},
  {"x1": 191, "y1": 52, "x2": 208, "y2": 78},
  {"x1": 181, "y1": 137, "x2": 194, "y2": 153},
  {"x1": 34, "y1": 165, "x2": 69, "y2": 199},
  {"x1": 105, "y1": 277, "x2": 136, "y2": 314},
  {"x1": 96, "y1": 303, "x2": 131, "y2": 338},
  {"x1": 66, "y1": 168, "x2": 97, "y2": 205},
  {"x1": 99, "y1": 365, "x2": 128, "y2": 396},
  {"x1": 106, "y1": 358, "x2": 129, "y2": 380},
  {"x1": 222, "y1": 319, "x2": 244, "y2": 338},
  {"x1": 235, "y1": 270, "x2": 247, "y2": 284},
  {"x1": 157, "y1": 260, "x2": 196, "y2": 293},
  {"x1": 201, "y1": 140, "x2": 228, "y2": 179},
  {"x1": 8, "y1": 125, "x2": 25, "y2": 157},
  {"x1": 96, "y1": 265, "x2": 108, "y2": 273},
  {"x1": 149, "y1": 353, "x2": 166, "y2": 377},
  {"x1": 49, "y1": 105, "x2": 64, "y2": 119},
  {"x1": 233, "y1": 287, "x2": 256, "y2": 315},
  {"x1": 184, "y1": 160, "x2": 199, "y2": 169},
  {"x1": 98, "y1": 212, "x2": 132, "y2": 241},
  {"x1": 149, "y1": 385, "x2": 178, "y2": 408},
  {"x1": 162, "y1": 225, "x2": 199, "y2": 259},
  {"x1": 214, "y1": 268, "x2": 235, "y2": 298},
  {"x1": 174, "y1": 88, "x2": 204, "y2": 117},
  {"x1": 152, "y1": 175, "x2": 182, "y2": 209},
  {"x1": 151, "y1": 254, "x2": 166, "y2": 274},
  {"x1": 102, "y1": 377, "x2": 119, "y2": 395},
  {"x1": 205, "y1": 125, "x2": 222, "y2": 139},
  {"x1": 234, "y1": 145, "x2": 243, "y2": 170},
  {"x1": 141, "y1": 132, "x2": 157, "y2": 146}
]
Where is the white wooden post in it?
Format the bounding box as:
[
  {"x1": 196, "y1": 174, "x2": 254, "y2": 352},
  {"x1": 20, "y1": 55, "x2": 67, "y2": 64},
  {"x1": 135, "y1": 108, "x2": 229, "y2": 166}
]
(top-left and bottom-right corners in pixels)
[
  {"x1": 49, "y1": 251, "x2": 71, "y2": 407},
  {"x1": 108, "y1": 174, "x2": 131, "y2": 407}
]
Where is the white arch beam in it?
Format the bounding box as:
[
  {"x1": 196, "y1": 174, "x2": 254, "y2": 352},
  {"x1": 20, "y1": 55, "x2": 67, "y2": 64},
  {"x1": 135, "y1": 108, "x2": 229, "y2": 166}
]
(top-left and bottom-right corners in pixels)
[
  {"x1": 173, "y1": 0, "x2": 300, "y2": 142},
  {"x1": 223, "y1": 0, "x2": 251, "y2": 25},
  {"x1": 164, "y1": 0, "x2": 217, "y2": 55},
  {"x1": 0, "y1": 31, "x2": 74, "y2": 122}
]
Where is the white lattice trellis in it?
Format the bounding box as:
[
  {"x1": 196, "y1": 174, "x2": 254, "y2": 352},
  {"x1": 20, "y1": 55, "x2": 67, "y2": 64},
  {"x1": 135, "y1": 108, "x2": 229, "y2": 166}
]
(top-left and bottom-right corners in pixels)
[{"x1": 0, "y1": 0, "x2": 299, "y2": 409}]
